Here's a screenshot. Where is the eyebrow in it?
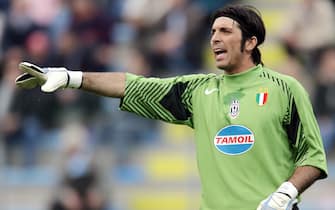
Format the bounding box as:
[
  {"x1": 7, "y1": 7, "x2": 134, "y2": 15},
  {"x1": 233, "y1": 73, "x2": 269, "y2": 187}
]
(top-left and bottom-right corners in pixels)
[{"x1": 211, "y1": 24, "x2": 234, "y2": 33}]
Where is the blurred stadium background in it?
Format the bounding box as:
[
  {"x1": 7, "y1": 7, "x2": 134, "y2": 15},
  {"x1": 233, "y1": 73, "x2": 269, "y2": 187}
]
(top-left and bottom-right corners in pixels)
[{"x1": 0, "y1": 0, "x2": 335, "y2": 209}]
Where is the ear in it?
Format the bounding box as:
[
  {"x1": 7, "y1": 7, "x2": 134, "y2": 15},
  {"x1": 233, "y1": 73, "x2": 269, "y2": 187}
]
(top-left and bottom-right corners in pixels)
[{"x1": 245, "y1": 36, "x2": 258, "y2": 52}]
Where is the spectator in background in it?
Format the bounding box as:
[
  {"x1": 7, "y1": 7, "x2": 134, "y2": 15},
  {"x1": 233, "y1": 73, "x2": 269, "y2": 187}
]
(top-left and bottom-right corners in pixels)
[
  {"x1": 25, "y1": 30, "x2": 53, "y2": 65},
  {"x1": 2, "y1": 0, "x2": 40, "y2": 51},
  {"x1": 148, "y1": 0, "x2": 207, "y2": 75},
  {"x1": 120, "y1": 0, "x2": 207, "y2": 76},
  {"x1": 48, "y1": 0, "x2": 72, "y2": 46},
  {"x1": 51, "y1": 30, "x2": 82, "y2": 70},
  {"x1": 49, "y1": 122, "x2": 109, "y2": 210},
  {"x1": 67, "y1": 0, "x2": 113, "y2": 71},
  {"x1": 1, "y1": 47, "x2": 60, "y2": 166},
  {"x1": 24, "y1": 0, "x2": 63, "y2": 27},
  {"x1": 0, "y1": 47, "x2": 23, "y2": 165},
  {"x1": 117, "y1": 0, "x2": 173, "y2": 71},
  {"x1": 313, "y1": 45, "x2": 335, "y2": 155},
  {"x1": 280, "y1": 0, "x2": 335, "y2": 71},
  {"x1": 121, "y1": 0, "x2": 172, "y2": 34}
]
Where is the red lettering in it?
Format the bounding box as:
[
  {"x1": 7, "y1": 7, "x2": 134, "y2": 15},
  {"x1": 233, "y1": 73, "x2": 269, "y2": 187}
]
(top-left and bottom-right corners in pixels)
[
  {"x1": 228, "y1": 136, "x2": 237, "y2": 143},
  {"x1": 216, "y1": 135, "x2": 254, "y2": 144},
  {"x1": 247, "y1": 135, "x2": 254, "y2": 142},
  {"x1": 216, "y1": 137, "x2": 222, "y2": 144}
]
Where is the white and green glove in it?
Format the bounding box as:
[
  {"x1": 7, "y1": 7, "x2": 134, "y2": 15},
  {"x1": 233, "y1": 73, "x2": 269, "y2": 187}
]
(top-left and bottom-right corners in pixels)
[
  {"x1": 15, "y1": 62, "x2": 82, "y2": 92},
  {"x1": 257, "y1": 182, "x2": 298, "y2": 210}
]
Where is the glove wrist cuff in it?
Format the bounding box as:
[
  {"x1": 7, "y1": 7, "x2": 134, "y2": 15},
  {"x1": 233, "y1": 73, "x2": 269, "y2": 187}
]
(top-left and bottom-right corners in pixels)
[
  {"x1": 67, "y1": 70, "x2": 83, "y2": 89},
  {"x1": 277, "y1": 181, "x2": 298, "y2": 199}
]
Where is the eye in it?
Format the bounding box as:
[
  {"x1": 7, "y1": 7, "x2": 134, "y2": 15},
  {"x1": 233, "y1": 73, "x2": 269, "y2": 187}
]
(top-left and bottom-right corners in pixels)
[
  {"x1": 220, "y1": 28, "x2": 232, "y2": 33},
  {"x1": 210, "y1": 29, "x2": 216, "y2": 37}
]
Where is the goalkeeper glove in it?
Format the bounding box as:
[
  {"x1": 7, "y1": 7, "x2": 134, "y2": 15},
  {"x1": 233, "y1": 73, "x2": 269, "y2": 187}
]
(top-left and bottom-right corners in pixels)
[
  {"x1": 257, "y1": 181, "x2": 298, "y2": 210},
  {"x1": 15, "y1": 62, "x2": 82, "y2": 92}
]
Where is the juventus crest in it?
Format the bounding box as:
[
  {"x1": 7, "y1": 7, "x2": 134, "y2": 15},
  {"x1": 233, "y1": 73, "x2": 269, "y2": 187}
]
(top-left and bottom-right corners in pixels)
[{"x1": 229, "y1": 99, "x2": 240, "y2": 119}]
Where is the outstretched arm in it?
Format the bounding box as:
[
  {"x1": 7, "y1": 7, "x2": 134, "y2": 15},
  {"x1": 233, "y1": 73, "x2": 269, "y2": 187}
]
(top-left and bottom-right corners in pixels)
[
  {"x1": 15, "y1": 62, "x2": 126, "y2": 98},
  {"x1": 81, "y1": 72, "x2": 126, "y2": 98}
]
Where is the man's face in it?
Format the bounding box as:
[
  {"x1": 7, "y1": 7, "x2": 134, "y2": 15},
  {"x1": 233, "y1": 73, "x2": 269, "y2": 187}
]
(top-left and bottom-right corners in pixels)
[{"x1": 210, "y1": 17, "x2": 245, "y2": 72}]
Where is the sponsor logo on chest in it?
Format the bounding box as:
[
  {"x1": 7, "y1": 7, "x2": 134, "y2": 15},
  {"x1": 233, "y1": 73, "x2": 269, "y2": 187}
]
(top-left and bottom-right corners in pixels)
[{"x1": 214, "y1": 125, "x2": 255, "y2": 155}]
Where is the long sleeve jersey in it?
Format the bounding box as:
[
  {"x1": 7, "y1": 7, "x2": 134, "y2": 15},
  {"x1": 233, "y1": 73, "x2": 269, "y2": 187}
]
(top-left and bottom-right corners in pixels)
[{"x1": 120, "y1": 64, "x2": 328, "y2": 210}]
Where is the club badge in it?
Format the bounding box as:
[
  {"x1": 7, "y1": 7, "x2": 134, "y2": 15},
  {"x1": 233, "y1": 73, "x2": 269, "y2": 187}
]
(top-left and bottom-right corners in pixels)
[{"x1": 229, "y1": 99, "x2": 239, "y2": 119}]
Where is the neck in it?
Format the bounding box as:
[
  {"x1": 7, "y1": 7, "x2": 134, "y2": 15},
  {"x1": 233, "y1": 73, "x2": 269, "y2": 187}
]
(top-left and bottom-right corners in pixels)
[{"x1": 223, "y1": 59, "x2": 256, "y2": 75}]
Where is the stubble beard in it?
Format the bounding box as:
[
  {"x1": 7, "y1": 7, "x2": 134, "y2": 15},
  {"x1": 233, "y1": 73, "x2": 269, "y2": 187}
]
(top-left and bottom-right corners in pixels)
[{"x1": 217, "y1": 62, "x2": 236, "y2": 73}]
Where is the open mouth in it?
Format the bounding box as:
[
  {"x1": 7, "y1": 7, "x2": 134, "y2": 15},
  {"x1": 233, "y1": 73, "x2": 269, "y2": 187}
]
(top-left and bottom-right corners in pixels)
[
  {"x1": 214, "y1": 49, "x2": 227, "y2": 55},
  {"x1": 213, "y1": 48, "x2": 227, "y2": 60}
]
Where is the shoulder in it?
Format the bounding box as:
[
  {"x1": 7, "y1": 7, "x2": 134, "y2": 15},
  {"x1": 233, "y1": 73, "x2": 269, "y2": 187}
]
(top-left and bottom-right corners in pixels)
[
  {"x1": 260, "y1": 66, "x2": 307, "y2": 95},
  {"x1": 174, "y1": 73, "x2": 220, "y2": 94},
  {"x1": 125, "y1": 72, "x2": 218, "y2": 93},
  {"x1": 175, "y1": 73, "x2": 218, "y2": 82}
]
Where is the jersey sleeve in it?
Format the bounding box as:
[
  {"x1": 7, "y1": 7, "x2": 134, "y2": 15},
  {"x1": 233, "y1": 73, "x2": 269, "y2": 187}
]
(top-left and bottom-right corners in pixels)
[
  {"x1": 120, "y1": 73, "x2": 209, "y2": 128},
  {"x1": 284, "y1": 78, "x2": 328, "y2": 178}
]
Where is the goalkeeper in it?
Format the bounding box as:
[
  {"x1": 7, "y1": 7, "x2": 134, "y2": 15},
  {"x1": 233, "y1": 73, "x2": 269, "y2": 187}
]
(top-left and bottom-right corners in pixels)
[{"x1": 16, "y1": 4, "x2": 327, "y2": 210}]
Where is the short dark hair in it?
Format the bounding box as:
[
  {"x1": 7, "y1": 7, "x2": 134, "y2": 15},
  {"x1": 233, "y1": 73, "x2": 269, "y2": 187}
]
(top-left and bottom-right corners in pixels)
[{"x1": 211, "y1": 4, "x2": 266, "y2": 65}]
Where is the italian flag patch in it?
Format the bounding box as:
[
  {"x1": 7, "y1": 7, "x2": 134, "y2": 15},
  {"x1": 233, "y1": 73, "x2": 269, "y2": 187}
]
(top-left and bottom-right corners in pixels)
[{"x1": 256, "y1": 92, "x2": 268, "y2": 106}]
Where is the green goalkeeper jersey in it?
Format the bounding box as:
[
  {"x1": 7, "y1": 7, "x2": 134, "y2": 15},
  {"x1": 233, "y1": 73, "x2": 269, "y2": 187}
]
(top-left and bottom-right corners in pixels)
[{"x1": 120, "y1": 64, "x2": 328, "y2": 210}]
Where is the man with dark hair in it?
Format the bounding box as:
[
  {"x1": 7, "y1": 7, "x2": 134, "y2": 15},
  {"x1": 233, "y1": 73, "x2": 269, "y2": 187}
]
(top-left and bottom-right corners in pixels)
[{"x1": 15, "y1": 4, "x2": 327, "y2": 210}]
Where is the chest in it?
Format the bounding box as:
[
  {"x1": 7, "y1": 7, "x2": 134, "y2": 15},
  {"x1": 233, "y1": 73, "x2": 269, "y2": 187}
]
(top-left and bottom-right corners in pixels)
[{"x1": 192, "y1": 82, "x2": 286, "y2": 129}]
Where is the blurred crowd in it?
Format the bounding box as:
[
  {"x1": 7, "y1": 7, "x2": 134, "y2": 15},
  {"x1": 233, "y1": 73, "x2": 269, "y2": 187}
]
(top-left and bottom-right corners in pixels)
[
  {"x1": 0, "y1": 0, "x2": 335, "y2": 209},
  {"x1": 0, "y1": 0, "x2": 233, "y2": 167}
]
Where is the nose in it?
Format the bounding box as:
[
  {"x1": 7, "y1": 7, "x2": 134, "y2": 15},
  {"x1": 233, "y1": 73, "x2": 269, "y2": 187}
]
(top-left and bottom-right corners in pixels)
[{"x1": 211, "y1": 32, "x2": 221, "y2": 45}]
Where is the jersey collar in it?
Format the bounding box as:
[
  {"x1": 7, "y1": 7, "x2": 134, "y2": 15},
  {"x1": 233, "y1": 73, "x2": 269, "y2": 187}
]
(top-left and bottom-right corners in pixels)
[{"x1": 222, "y1": 64, "x2": 262, "y2": 86}]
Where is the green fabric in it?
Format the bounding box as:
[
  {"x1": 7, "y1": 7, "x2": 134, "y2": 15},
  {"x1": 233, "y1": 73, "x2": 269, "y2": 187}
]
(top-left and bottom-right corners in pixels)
[{"x1": 120, "y1": 65, "x2": 328, "y2": 210}]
